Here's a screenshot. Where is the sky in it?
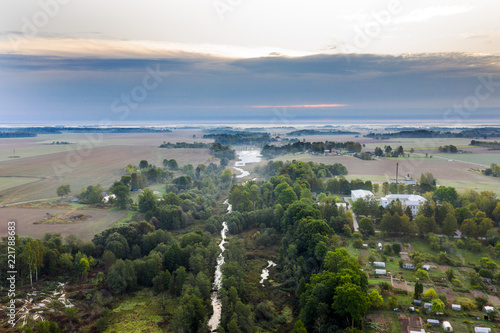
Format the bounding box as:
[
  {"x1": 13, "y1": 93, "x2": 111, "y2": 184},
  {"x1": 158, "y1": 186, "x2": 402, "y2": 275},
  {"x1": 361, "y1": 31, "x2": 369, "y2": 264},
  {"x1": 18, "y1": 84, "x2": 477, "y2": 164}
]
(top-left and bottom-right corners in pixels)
[{"x1": 0, "y1": 0, "x2": 500, "y2": 124}]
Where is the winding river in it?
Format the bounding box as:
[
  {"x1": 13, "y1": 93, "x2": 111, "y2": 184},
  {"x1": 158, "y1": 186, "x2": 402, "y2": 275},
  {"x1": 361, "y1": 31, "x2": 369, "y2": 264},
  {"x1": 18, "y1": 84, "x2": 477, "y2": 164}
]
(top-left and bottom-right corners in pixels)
[
  {"x1": 209, "y1": 149, "x2": 274, "y2": 331},
  {"x1": 233, "y1": 149, "x2": 262, "y2": 179},
  {"x1": 208, "y1": 200, "x2": 231, "y2": 332}
]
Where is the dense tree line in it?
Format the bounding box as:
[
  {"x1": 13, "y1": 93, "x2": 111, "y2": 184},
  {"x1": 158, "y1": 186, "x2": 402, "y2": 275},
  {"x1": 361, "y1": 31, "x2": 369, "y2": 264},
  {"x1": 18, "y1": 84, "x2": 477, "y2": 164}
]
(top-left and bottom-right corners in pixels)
[{"x1": 261, "y1": 141, "x2": 363, "y2": 158}]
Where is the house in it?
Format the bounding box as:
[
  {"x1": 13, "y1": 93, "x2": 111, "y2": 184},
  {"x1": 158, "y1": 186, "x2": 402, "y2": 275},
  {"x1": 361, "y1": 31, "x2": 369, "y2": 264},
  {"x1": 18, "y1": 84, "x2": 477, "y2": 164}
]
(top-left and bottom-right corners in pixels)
[
  {"x1": 442, "y1": 321, "x2": 453, "y2": 332},
  {"x1": 410, "y1": 330, "x2": 426, "y2": 333},
  {"x1": 452, "y1": 304, "x2": 461, "y2": 311},
  {"x1": 102, "y1": 194, "x2": 116, "y2": 203},
  {"x1": 70, "y1": 196, "x2": 80, "y2": 202},
  {"x1": 375, "y1": 269, "x2": 387, "y2": 275},
  {"x1": 378, "y1": 242, "x2": 383, "y2": 251},
  {"x1": 336, "y1": 202, "x2": 347, "y2": 210},
  {"x1": 413, "y1": 299, "x2": 422, "y2": 305},
  {"x1": 475, "y1": 327, "x2": 492, "y2": 333},
  {"x1": 389, "y1": 174, "x2": 417, "y2": 186},
  {"x1": 409, "y1": 306, "x2": 415, "y2": 312},
  {"x1": 424, "y1": 303, "x2": 432, "y2": 309},
  {"x1": 351, "y1": 189, "x2": 374, "y2": 201},
  {"x1": 427, "y1": 319, "x2": 440, "y2": 326},
  {"x1": 422, "y1": 265, "x2": 431, "y2": 271},
  {"x1": 403, "y1": 263, "x2": 415, "y2": 269},
  {"x1": 373, "y1": 262, "x2": 386, "y2": 268},
  {"x1": 484, "y1": 306, "x2": 494, "y2": 313},
  {"x1": 380, "y1": 194, "x2": 426, "y2": 216}
]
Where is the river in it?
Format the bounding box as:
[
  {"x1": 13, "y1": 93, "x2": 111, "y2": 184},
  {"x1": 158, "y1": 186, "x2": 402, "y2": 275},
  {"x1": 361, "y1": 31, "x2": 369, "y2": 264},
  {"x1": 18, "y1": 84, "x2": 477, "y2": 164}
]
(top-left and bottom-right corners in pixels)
[
  {"x1": 208, "y1": 199, "x2": 231, "y2": 331},
  {"x1": 209, "y1": 149, "x2": 269, "y2": 331},
  {"x1": 233, "y1": 149, "x2": 262, "y2": 179}
]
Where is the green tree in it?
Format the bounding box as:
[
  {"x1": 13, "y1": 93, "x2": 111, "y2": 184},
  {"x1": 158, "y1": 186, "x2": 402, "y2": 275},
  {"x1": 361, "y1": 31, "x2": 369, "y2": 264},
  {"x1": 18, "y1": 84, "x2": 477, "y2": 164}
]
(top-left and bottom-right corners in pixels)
[
  {"x1": 138, "y1": 188, "x2": 157, "y2": 213},
  {"x1": 416, "y1": 269, "x2": 429, "y2": 280},
  {"x1": 423, "y1": 288, "x2": 438, "y2": 300},
  {"x1": 332, "y1": 282, "x2": 369, "y2": 327},
  {"x1": 56, "y1": 184, "x2": 71, "y2": 198},
  {"x1": 358, "y1": 217, "x2": 375, "y2": 237},
  {"x1": 414, "y1": 281, "x2": 423, "y2": 299},
  {"x1": 112, "y1": 185, "x2": 131, "y2": 209},
  {"x1": 291, "y1": 320, "x2": 308, "y2": 333},
  {"x1": 139, "y1": 160, "x2": 149, "y2": 169},
  {"x1": 431, "y1": 298, "x2": 445, "y2": 313}
]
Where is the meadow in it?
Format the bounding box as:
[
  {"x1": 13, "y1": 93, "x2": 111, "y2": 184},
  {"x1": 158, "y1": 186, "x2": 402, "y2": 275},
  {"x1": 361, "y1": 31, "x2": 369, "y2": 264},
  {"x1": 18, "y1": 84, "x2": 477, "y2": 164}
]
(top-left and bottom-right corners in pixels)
[{"x1": 0, "y1": 131, "x2": 214, "y2": 204}]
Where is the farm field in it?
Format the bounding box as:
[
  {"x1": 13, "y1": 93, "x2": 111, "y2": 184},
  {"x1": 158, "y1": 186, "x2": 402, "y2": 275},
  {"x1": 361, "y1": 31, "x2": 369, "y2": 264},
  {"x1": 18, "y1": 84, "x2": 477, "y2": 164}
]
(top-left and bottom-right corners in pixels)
[
  {"x1": 433, "y1": 153, "x2": 500, "y2": 167},
  {"x1": 270, "y1": 153, "x2": 500, "y2": 187},
  {"x1": 0, "y1": 176, "x2": 41, "y2": 192},
  {"x1": 0, "y1": 140, "x2": 214, "y2": 204},
  {"x1": 0, "y1": 207, "x2": 126, "y2": 241}
]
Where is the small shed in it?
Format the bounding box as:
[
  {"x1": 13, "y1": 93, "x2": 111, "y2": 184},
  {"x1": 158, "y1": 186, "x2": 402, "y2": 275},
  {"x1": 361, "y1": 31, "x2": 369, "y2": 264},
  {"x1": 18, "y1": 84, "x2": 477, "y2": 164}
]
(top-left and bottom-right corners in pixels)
[
  {"x1": 484, "y1": 306, "x2": 494, "y2": 313},
  {"x1": 409, "y1": 307, "x2": 415, "y2": 312},
  {"x1": 410, "y1": 330, "x2": 426, "y2": 333},
  {"x1": 422, "y1": 264, "x2": 431, "y2": 271},
  {"x1": 424, "y1": 302, "x2": 432, "y2": 309},
  {"x1": 378, "y1": 242, "x2": 383, "y2": 250},
  {"x1": 375, "y1": 269, "x2": 387, "y2": 275},
  {"x1": 403, "y1": 263, "x2": 415, "y2": 269},
  {"x1": 452, "y1": 304, "x2": 461, "y2": 311},
  {"x1": 373, "y1": 261, "x2": 386, "y2": 268},
  {"x1": 474, "y1": 328, "x2": 491, "y2": 333},
  {"x1": 442, "y1": 321, "x2": 453, "y2": 332},
  {"x1": 413, "y1": 299, "x2": 422, "y2": 305},
  {"x1": 427, "y1": 319, "x2": 439, "y2": 326}
]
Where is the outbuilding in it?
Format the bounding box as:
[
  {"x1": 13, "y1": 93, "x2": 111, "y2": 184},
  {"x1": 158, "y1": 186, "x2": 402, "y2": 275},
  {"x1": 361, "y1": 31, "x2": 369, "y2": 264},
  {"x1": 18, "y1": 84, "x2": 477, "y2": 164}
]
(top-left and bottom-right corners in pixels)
[
  {"x1": 427, "y1": 319, "x2": 439, "y2": 326},
  {"x1": 424, "y1": 303, "x2": 432, "y2": 309},
  {"x1": 452, "y1": 304, "x2": 461, "y2": 311},
  {"x1": 413, "y1": 299, "x2": 422, "y2": 305},
  {"x1": 442, "y1": 321, "x2": 453, "y2": 332},
  {"x1": 422, "y1": 264, "x2": 431, "y2": 271},
  {"x1": 375, "y1": 269, "x2": 387, "y2": 275},
  {"x1": 484, "y1": 306, "x2": 494, "y2": 313},
  {"x1": 403, "y1": 263, "x2": 415, "y2": 269},
  {"x1": 474, "y1": 328, "x2": 491, "y2": 333},
  {"x1": 373, "y1": 262, "x2": 386, "y2": 268}
]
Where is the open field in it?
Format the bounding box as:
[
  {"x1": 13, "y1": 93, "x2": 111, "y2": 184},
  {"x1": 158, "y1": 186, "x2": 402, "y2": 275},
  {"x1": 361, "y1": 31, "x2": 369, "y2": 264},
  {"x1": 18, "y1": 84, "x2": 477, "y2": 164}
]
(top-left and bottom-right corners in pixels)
[
  {"x1": 0, "y1": 133, "x2": 214, "y2": 204},
  {"x1": 0, "y1": 176, "x2": 41, "y2": 192},
  {"x1": 433, "y1": 153, "x2": 500, "y2": 167},
  {"x1": 0, "y1": 207, "x2": 126, "y2": 241},
  {"x1": 271, "y1": 153, "x2": 500, "y2": 190}
]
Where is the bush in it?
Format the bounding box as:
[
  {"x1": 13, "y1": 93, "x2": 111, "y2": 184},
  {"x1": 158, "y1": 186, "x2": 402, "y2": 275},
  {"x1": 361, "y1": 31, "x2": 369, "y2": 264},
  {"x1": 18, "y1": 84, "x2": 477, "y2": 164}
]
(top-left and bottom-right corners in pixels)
[{"x1": 353, "y1": 238, "x2": 364, "y2": 249}]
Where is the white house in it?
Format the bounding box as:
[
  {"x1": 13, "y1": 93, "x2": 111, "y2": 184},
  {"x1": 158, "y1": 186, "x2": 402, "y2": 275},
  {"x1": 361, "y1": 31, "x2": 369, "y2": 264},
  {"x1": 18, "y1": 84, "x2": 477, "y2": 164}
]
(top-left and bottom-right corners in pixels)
[
  {"x1": 427, "y1": 319, "x2": 439, "y2": 326},
  {"x1": 442, "y1": 321, "x2": 453, "y2": 332},
  {"x1": 410, "y1": 330, "x2": 426, "y2": 333},
  {"x1": 403, "y1": 263, "x2": 415, "y2": 269},
  {"x1": 375, "y1": 269, "x2": 387, "y2": 275},
  {"x1": 484, "y1": 306, "x2": 494, "y2": 313},
  {"x1": 423, "y1": 265, "x2": 431, "y2": 271},
  {"x1": 452, "y1": 304, "x2": 461, "y2": 311},
  {"x1": 351, "y1": 189, "x2": 374, "y2": 201},
  {"x1": 373, "y1": 262, "x2": 386, "y2": 268},
  {"x1": 424, "y1": 303, "x2": 432, "y2": 309},
  {"x1": 380, "y1": 194, "x2": 426, "y2": 216},
  {"x1": 102, "y1": 194, "x2": 116, "y2": 203},
  {"x1": 474, "y1": 328, "x2": 491, "y2": 333},
  {"x1": 336, "y1": 202, "x2": 347, "y2": 210}
]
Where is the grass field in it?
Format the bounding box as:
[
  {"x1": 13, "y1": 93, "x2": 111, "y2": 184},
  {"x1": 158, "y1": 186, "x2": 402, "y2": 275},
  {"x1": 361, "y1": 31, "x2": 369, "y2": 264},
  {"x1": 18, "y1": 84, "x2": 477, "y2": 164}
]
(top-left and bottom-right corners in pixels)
[
  {"x1": 271, "y1": 153, "x2": 500, "y2": 192},
  {"x1": 0, "y1": 135, "x2": 214, "y2": 204},
  {"x1": 0, "y1": 207, "x2": 126, "y2": 241},
  {"x1": 0, "y1": 176, "x2": 41, "y2": 192},
  {"x1": 433, "y1": 153, "x2": 500, "y2": 167},
  {"x1": 105, "y1": 290, "x2": 168, "y2": 333}
]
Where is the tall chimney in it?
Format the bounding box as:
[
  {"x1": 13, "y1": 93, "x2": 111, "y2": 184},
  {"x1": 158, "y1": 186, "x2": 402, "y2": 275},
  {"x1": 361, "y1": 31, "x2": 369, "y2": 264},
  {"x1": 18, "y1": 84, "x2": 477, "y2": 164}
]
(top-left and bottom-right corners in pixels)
[{"x1": 396, "y1": 163, "x2": 399, "y2": 184}]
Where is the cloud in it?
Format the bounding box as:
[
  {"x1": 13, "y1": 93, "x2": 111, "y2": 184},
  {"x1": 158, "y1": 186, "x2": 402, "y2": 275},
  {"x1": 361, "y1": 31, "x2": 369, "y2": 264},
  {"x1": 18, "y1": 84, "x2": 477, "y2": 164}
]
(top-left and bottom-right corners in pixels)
[
  {"x1": 394, "y1": 6, "x2": 473, "y2": 24},
  {"x1": 0, "y1": 52, "x2": 499, "y2": 123}
]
